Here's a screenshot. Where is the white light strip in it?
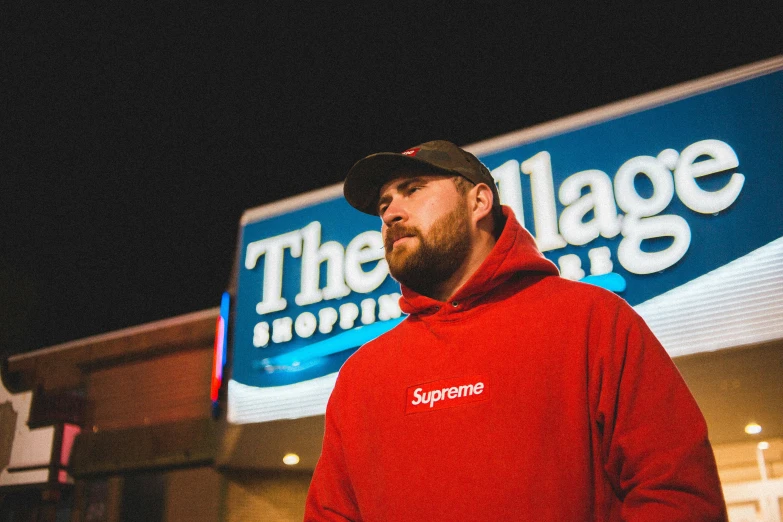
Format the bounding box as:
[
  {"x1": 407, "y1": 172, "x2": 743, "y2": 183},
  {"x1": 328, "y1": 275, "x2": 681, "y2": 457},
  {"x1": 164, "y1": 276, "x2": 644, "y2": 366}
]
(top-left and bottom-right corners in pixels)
[
  {"x1": 636, "y1": 236, "x2": 783, "y2": 358},
  {"x1": 227, "y1": 373, "x2": 338, "y2": 424}
]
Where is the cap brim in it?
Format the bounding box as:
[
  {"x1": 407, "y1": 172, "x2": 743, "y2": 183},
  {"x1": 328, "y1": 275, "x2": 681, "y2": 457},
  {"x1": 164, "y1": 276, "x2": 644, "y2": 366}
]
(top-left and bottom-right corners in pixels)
[{"x1": 343, "y1": 153, "x2": 459, "y2": 214}]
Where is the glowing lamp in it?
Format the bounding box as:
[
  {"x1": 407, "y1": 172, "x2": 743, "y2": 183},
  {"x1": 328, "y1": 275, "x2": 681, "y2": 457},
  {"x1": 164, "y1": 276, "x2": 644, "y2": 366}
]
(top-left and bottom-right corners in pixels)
[
  {"x1": 283, "y1": 453, "x2": 300, "y2": 466},
  {"x1": 744, "y1": 422, "x2": 762, "y2": 435}
]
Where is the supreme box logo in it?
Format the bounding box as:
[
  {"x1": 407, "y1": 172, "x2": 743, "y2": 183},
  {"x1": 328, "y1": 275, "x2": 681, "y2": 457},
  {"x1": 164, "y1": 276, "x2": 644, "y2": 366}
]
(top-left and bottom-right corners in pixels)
[{"x1": 405, "y1": 375, "x2": 489, "y2": 414}]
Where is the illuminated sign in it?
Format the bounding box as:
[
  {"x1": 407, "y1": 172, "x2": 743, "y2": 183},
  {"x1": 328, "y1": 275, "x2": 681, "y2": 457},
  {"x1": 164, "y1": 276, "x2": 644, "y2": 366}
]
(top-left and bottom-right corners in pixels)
[{"x1": 228, "y1": 58, "x2": 783, "y2": 424}]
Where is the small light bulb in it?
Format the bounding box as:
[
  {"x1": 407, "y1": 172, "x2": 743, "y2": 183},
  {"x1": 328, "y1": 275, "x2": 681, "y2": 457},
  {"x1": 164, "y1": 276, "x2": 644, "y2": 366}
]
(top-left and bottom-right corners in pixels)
[
  {"x1": 757, "y1": 441, "x2": 770, "y2": 450},
  {"x1": 283, "y1": 453, "x2": 300, "y2": 466},
  {"x1": 745, "y1": 422, "x2": 762, "y2": 435}
]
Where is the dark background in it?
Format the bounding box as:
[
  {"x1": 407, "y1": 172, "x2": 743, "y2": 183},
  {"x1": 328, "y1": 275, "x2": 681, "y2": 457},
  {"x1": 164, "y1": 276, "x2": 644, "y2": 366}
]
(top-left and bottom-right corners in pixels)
[{"x1": 2, "y1": 1, "x2": 781, "y2": 356}]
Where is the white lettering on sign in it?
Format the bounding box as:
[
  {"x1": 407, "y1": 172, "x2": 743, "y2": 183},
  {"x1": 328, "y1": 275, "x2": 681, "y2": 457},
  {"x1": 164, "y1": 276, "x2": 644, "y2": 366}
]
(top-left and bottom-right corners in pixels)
[
  {"x1": 558, "y1": 169, "x2": 622, "y2": 246},
  {"x1": 377, "y1": 293, "x2": 403, "y2": 321},
  {"x1": 271, "y1": 317, "x2": 293, "y2": 344},
  {"x1": 296, "y1": 222, "x2": 350, "y2": 307},
  {"x1": 338, "y1": 302, "x2": 359, "y2": 330},
  {"x1": 588, "y1": 246, "x2": 613, "y2": 276},
  {"x1": 360, "y1": 298, "x2": 376, "y2": 325},
  {"x1": 558, "y1": 253, "x2": 585, "y2": 280},
  {"x1": 345, "y1": 231, "x2": 387, "y2": 293},
  {"x1": 674, "y1": 139, "x2": 744, "y2": 214},
  {"x1": 614, "y1": 155, "x2": 691, "y2": 274},
  {"x1": 252, "y1": 292, "x2": 402, "y2": 348},
  {"x1": 253, "y1": 322, "x2": 270, "y2": 349},
  {"x1": 318, "y1": 307, "x2": 338, "y2": 334},
  {"x1": 245, "y1": 223, "x2": 388, "y2": 316},
  {"x1": 294, "y1": 311, "x2": 317, "y2": 339},
  {"x1": 245, "y1": 229, "x2": 302, "y2": 314},
  {"x1": 491, "y1": 139, "x2": 744, "y2": 275},
  {"x1": 492, "y1": 159, "x2": 525, "y2": 227},
  {"x1": 520, "y1": 152, "x2": 567, "y2": 252}
]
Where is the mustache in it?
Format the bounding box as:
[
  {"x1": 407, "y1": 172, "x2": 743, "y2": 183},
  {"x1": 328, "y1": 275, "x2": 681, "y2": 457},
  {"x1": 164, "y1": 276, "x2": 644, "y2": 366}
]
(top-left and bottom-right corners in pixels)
[{"x1": 384, "y1": 224, "x2": 420, "y2": 252}]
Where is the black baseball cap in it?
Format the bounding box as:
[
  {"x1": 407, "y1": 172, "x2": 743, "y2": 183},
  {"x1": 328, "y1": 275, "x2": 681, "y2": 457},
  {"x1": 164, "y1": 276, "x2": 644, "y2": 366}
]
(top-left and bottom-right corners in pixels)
[{"x1": 343, "y1": 140, "x2": 501, "y2": 215}]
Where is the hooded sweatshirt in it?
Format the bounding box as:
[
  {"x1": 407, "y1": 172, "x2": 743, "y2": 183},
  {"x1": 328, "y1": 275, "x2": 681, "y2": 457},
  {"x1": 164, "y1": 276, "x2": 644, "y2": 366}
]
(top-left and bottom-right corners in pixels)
[{"x1": 305, "y1": 208, "x2": 726, "y2": 522}]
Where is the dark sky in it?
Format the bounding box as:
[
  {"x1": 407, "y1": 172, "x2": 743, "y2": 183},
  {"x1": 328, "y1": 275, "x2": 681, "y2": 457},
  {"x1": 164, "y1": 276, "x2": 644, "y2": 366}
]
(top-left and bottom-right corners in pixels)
[{"x1": 2, "y1": 1, "x2": 781, "y2": 356}]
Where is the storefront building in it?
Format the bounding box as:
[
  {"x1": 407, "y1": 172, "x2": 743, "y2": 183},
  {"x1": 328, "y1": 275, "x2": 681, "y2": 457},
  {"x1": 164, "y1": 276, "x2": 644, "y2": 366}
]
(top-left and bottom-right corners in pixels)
[
  {"x1": 2, "y1": 309, "x2": 223, "y2": 521},
  {"x1": 225, "y1": 55, "x2": 783, "y2": 521},
  {"x1": 2, "y1": 56, "x2": 782, "y2": 522}
]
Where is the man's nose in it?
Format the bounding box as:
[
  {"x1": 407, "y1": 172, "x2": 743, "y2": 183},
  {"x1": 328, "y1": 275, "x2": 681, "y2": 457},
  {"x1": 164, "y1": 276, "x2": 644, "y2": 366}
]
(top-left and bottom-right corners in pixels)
[{"x1": 381, "y1": 197, "x2": 407, "y2": 226}]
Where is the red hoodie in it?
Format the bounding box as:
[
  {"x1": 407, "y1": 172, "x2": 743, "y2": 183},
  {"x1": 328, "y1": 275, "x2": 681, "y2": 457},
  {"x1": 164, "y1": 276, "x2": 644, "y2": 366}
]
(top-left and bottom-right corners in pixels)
[{"x1": 305, "y1": 209, "x2": 727, "y2": 521}]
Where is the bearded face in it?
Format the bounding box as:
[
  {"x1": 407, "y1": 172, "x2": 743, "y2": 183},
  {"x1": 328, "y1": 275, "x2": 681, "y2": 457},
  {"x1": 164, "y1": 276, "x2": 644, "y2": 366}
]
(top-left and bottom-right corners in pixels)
[{"x1": 383, "y1": 199, "x2": 472, "y2": 295}]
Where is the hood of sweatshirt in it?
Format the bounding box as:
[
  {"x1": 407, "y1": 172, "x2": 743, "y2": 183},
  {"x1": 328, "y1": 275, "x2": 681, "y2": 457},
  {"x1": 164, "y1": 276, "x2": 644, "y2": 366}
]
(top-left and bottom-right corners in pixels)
[{"x1": 399, "y1": 206, "x2": 559, "y2": 316}]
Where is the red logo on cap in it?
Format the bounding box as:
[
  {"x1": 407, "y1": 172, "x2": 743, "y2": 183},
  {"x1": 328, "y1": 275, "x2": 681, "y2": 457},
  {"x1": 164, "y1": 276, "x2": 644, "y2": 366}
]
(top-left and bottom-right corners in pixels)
[{"x1": 401, "y1": 147, "x2": 420, "y2": 157}]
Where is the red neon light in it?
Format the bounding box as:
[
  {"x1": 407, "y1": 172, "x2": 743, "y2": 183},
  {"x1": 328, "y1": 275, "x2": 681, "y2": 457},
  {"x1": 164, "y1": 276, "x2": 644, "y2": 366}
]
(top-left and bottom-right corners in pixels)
[
  {"x1": 58, "y1": 423, "x2": 81, "y2": 483},
  {"x1": 211, "y1": 316, "x2": 225, "y2": 402}
]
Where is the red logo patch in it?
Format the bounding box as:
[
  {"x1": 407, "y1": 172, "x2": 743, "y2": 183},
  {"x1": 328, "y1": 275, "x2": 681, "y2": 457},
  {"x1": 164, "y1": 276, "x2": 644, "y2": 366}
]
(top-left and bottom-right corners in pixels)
[
  {"x1": 401, "y1": 147, "x2": 420, "y2": 156},
  {"x1": 405, "y1": 375, "x2": 489, "y2": 414}
]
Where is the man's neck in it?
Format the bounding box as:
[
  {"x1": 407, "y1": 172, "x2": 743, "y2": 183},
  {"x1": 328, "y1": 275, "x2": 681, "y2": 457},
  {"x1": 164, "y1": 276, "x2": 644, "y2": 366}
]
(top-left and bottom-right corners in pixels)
[{"x1": 429, "y1": 233, "x2": 497, "y2": 302}]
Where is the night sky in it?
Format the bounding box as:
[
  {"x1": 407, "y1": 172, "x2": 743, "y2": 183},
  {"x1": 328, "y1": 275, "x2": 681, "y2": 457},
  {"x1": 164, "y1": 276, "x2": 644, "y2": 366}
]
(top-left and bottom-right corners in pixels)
[{"x1": 2, "y1": 2, "x2": 781, "y2": 357}]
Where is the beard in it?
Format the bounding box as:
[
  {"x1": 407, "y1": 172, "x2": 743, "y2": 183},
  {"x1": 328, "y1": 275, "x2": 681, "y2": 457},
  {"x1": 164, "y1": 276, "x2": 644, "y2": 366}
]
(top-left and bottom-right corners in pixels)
[{"x1": 384, "y1": 202, "x2": 472, "y2": 296}]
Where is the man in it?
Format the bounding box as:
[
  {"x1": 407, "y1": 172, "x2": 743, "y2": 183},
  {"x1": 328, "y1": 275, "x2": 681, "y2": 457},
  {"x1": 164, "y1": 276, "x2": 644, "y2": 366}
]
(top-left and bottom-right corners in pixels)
[{"x1": 305, "y1": 140, "x2": 727, "y2": 521}]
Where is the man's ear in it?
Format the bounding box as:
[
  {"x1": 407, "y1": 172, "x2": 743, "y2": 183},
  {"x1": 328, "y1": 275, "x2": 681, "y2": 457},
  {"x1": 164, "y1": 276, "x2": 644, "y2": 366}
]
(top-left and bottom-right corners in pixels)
[{"x1": 470, "y1": 182, "x2": 494, "y2": 225}]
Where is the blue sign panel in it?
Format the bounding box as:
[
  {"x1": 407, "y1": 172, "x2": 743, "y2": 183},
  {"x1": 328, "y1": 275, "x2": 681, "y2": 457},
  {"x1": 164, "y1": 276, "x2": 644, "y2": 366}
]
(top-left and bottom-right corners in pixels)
[
  {"x1": 479, "y1": 69, "x2": 783, "y2": 307},
  {"x1": 229, "y1": 64, "x2": 782, "y2": 420}
]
